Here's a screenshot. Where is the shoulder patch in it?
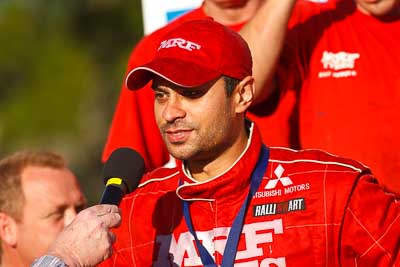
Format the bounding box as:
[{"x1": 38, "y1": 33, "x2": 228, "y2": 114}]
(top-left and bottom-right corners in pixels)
[{"x1": 269, "y1": 147, "x2": 370, "y2": 174}]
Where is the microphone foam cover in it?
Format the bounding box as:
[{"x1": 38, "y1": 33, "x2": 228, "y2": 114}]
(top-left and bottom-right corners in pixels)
[{"x1": 101, "y1": 147, "x2": 145, "y2": 193}]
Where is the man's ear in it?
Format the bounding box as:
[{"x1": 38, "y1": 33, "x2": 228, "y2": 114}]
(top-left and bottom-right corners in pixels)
[
  {"x1": 0, "y1": 212, "x2": 18, "y2": 247},
  {"x1": 234, "y1": 76, "x2": 255, "y2": 113}
]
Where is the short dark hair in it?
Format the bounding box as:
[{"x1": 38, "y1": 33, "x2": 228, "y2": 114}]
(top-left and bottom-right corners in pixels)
[{"x1": 223, "y1": 75, "x2": 241, "y2": 96}]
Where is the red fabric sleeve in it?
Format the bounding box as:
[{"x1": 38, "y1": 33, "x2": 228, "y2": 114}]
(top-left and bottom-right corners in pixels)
[{"x1": 340, "y1": 174, "x2": 400, "y2": 266}]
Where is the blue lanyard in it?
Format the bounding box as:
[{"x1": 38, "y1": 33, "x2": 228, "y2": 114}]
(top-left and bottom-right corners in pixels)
[{"x1": 182, "y1": 145, "x2": 269, "y2": 267}]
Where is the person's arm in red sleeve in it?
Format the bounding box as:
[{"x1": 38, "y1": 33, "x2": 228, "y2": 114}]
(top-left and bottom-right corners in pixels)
[{"x1": 340, "y1": 174, "x2": 400, "y2": 265}]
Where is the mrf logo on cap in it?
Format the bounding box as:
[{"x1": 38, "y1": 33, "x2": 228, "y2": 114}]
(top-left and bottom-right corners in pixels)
[
  {"x1": 158, "y1": 38, "x2": 201, "y2": 52},
  {"x1": 125, "y1": 17, "x2": 253, "y2": 90}
]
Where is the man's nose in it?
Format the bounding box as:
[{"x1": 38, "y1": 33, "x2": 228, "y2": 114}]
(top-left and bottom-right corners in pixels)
[{"x1": 162, "y1": 96, "x2": 186, "y2": 122}]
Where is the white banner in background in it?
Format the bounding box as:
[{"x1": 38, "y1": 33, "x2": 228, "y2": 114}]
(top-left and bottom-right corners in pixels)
[{"x1": 141, "y1": 0, "x2": 202, "y2": 35}]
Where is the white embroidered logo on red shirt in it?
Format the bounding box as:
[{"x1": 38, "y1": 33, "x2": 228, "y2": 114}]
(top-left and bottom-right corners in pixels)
[
  {"x1": 158, "y1": 38, "x2": 201, "y2": 51},
  {"x1": 265, "y1": 164, "x2": 293, "y2": 189},
  {"x1": 155, "y1": 220, "x2": 286, "y2": 266},
  {"x1": 319, "y1": 50, "x2": 360, "y2": 78}
]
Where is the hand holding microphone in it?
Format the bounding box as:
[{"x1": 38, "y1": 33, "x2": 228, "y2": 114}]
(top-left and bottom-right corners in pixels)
[
  {"x1": 32, "y1": 148, "x2": 145, "y2": 267},
  {"x1": 45, "y1": 204, "x2": 121, "y2": 267}
]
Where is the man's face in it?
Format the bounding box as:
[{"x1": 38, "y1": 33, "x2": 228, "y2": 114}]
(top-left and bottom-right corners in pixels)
[
  {"x1": 153, "y1": 77, "x2": 238, "y2": 162},
  {"x1": 16, "y1": 166, "x2": 86, "y2": 266},
  {"x1": 356, "y1": 0, "x2": 400, "y2": 17}
]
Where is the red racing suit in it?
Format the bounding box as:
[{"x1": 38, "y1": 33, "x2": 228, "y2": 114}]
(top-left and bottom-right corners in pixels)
[{"x1": 98, "y1": 123, "x2": 400, "y2": 267}]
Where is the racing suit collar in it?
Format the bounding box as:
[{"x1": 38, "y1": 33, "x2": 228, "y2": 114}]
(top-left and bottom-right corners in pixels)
[{"x1": 176, "y1": 121, "x2": 263, "y2": 203}]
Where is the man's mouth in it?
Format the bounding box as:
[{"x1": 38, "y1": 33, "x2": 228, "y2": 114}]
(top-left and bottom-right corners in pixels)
[{"x1": 165, "y1": 129, "x2": 192, "y2": 143}]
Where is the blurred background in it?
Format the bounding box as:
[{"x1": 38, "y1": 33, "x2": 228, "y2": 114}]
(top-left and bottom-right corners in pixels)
[{"x1": 0, "y1": 0, "x2": 143, "y2": 204}]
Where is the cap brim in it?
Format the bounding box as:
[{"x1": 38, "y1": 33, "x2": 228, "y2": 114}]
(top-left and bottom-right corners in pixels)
[{"x1": 125, "y1": 57, "x2": 221, "y2": 90}]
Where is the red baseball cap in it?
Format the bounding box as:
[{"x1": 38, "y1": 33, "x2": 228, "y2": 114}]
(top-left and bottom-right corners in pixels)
[{"x1": 125, "y1": 18, "x2": 253, "y2": 90}]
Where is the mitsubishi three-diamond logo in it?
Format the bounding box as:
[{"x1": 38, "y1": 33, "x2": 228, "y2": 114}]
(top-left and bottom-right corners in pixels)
[{"x1": 265, "y1": 164, "x2": 293, "y2": 189}]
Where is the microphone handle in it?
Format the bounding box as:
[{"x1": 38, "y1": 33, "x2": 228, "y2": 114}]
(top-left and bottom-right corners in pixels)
[{"x1": 99, "y1": 184, "x2": 126, "y2": 205}]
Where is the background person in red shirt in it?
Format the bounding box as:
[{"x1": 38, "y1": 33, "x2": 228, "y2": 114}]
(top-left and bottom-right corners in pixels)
[{"x1": 242, "y1": 0, "x2": 400, "y2": 193}]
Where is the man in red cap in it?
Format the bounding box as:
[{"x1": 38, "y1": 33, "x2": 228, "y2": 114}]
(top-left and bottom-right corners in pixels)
[
  {"x1": 102, "y1": 0, "x2": 295, "y2": 172},
  {"x1": 98, "y1": 18, "x2": 399, "y2": 266}
]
